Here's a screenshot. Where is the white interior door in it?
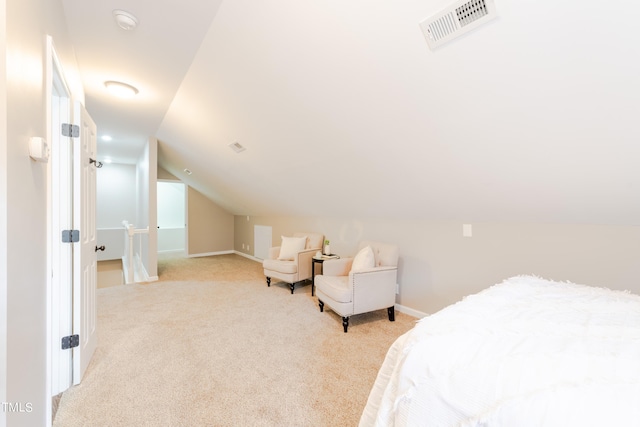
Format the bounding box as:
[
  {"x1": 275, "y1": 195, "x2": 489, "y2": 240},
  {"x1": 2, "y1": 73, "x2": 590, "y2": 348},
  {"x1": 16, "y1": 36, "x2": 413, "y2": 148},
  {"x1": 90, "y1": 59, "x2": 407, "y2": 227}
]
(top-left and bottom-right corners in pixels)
[
  {"x1": 48, "y1": 36, "x2": 73, "y2": 396},
  {"x1": 72, "y1": 101, "x2": 97, "y2": 384}
]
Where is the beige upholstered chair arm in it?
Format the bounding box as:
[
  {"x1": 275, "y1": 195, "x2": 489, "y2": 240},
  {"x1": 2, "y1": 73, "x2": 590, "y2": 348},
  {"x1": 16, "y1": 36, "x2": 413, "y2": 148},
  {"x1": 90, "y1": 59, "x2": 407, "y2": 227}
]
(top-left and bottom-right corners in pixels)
[
  {"x1": 351, "y1": 267, "x2": 398, "y2": 314},
  {"x1": 351, "y1": 265, "x2": 397, "y2": 275},
  {"x1": 296, "y1": 249, "x2": 317, "y2": 281},
  {"x1": 322, "y1": 258, "x2": 354, "y2": 276}
]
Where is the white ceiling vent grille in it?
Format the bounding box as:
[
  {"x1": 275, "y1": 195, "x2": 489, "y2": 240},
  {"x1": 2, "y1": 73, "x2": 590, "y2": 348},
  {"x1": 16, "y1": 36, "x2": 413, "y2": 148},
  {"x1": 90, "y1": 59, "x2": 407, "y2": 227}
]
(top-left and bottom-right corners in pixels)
[
  {"x1": 420, "y1": 0, "x2": 497, "y2": 50},
  {"x1": 229, "y1": 142, "x2": 246, "y2": 153}
]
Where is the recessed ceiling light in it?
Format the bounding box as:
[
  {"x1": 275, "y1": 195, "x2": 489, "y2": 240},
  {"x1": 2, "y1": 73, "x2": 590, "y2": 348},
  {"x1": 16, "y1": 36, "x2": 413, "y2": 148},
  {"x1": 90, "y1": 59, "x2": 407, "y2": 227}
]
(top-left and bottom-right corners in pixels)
[
  {"x1": 101, "y1": 135, "x2": 112, "y2": 141},
  {"x1": 113, "y1": 10, "x2": 138, "y2": 31},
  {"x1": 103, "y1": 157, "x2": 113, "y2": 164},
  {"x1": 183, "y1": 168, "x2": 192, "y2": 175},
  {"x1": 104, "y1": 81, "x2": 139, "y2": 98}
]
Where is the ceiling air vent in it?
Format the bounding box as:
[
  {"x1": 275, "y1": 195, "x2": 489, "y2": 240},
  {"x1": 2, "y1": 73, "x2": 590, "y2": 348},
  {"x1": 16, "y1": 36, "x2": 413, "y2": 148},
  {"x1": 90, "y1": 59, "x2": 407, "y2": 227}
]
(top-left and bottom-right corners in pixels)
[
  {"x1": 419, "y1": 0, "x2": 497, "y2": 50},
  {"x1": 229, "y1": 142, "x2": 246, "y2": 153}
]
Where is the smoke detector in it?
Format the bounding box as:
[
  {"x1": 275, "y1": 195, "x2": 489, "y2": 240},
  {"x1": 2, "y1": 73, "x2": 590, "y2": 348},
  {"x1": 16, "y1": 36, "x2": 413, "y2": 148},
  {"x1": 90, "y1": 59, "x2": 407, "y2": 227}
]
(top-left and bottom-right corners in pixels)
[
  {"x1": 420, "y1": 0, "x2": 497, "y2": 50},
  {"x1": 113, "y1": 10, "x2": 138, "y2": 31}
]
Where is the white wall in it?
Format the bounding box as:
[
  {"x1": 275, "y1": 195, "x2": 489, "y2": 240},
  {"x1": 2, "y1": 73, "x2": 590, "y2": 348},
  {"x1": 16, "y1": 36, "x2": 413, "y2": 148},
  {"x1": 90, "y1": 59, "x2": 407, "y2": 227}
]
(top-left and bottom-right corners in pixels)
[
  {"x1": 3, "y1": 0, "x2": 84, "y2": 424},
  {"x1": 96, "y1": 163, "x2": 136, "y2": 260},
  {"x1": 157, "y1": 182, "x2": 185, "y2": 228},
  {"x1": 97, "y1": 163, "x2": 136, "y2": 228},
  {"x1": 0, "y1": 0, "x2": 7, "y2": 423},
  {"x1": 157, "y1": 181, "x2": 185, "y2": 252}
]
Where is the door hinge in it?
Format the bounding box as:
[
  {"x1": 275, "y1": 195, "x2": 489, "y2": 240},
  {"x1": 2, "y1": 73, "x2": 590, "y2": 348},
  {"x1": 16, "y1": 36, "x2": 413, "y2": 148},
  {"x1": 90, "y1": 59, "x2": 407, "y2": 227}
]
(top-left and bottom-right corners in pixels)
[
  {"x1": 61, "y1": 230, "x2": 80, "y2": 243},
  {"x1": 61, "y1": 123, "x2": 80, "y2": 138},
  {"x1": 61, "y1": 335, "x2": 79, "y2": 350}
]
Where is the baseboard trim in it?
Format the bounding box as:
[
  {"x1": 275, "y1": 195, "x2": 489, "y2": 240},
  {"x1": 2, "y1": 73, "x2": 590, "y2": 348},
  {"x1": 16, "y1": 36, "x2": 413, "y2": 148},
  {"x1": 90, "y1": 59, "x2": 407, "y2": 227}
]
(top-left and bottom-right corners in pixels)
[
  {"x1": 183, "y1": 250, "x2": 262, "y2": 263},
  {"x1": 395, "y1": 303, "x2": 428, "y2": 319},
  {"x1": 158, "y1": 249, "x2": 185, "y2": 255},
  {"x1": 187, "y1": 250, "x2": 234, "y2": 258},
  {"x1": 234, "y1": 251, "x2": 262, "y2": 263}
]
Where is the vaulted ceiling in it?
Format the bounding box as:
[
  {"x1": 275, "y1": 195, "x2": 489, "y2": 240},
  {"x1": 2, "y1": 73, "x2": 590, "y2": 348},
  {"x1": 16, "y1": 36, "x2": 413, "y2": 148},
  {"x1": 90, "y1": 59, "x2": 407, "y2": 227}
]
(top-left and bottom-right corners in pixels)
[{"x1": 62, "y1": 0, "x2": 640, "y2": 225}]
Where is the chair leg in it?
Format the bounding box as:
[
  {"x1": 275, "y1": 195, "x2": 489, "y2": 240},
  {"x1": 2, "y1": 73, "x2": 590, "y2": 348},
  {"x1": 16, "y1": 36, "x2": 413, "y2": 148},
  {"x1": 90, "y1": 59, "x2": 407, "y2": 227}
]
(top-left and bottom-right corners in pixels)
[
  {"x1": 266, "y1": 277, "x2": 271, "y2": 287},
  {"x1": 387, "y1": 306, "x2": 395, "y2": 322},
  {"x1": 290, "y1": 282, "x2": 295, "y2": 294},
  {"x1": 342, "y1": 317, "x2": 349, "y2": 333},
  {"x1": 319, "y1": 300, "x2": 324, "y2": 312}
]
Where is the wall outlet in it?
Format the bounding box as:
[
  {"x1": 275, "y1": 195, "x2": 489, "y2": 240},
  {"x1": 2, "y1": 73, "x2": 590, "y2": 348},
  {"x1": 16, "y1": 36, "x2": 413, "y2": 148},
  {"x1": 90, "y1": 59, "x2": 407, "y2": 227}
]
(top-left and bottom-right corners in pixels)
[
  {"x1": 396, "y1": 283, "x2": 400, "y2": 294},
  {"x1": 242, "y1": 243, "x2": 245, "y2": 249},
  {"x1": 247, "y1": 245, "x2": 250, "y2": 251}
]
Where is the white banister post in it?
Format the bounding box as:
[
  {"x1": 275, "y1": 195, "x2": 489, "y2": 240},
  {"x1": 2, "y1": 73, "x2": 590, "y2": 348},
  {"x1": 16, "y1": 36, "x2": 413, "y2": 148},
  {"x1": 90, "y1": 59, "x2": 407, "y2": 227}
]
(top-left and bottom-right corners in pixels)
[
  {"x1": 121, "y1": 221, "x2": 150, "y2": 284},
  {"x1": 127, "y1": 224, "x2": 134, "y2": 283}
]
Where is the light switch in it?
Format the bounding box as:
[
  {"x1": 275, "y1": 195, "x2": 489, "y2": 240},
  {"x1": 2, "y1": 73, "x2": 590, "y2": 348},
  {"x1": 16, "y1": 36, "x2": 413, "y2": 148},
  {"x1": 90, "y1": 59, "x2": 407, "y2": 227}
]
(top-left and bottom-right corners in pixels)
[{"x1": 463, "y1": 224, "x2": 472, "y2": 237}]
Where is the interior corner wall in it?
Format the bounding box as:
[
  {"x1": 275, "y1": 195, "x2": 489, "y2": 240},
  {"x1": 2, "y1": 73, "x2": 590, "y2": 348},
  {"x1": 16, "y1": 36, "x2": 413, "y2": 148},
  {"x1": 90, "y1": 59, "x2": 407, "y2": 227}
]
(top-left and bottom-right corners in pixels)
[
  {"x1": 4, "y1": 0, "x2": 84, "y2": 424},
  {"x1": 157, "y1": 165, "x2": 178, "y2": 181},
  {"x1": 233, "y1": 215, "x2": 254, "y2": 258},
  {"x1": 187, "y1": 187, "x2": 234, "y2": 255},
  {"x1": 234, "y1": 215, "x2": 640, "y2": 315}
]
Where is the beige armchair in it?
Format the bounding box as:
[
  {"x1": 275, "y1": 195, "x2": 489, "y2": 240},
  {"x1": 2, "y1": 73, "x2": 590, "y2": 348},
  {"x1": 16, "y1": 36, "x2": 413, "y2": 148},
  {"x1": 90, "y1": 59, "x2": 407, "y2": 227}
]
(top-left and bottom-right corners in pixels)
[
  {"x1": 263, "y1": 232, "x2": 324, "y2": 294},
  {"x1": 315, "y1": 241, "x2": 398, "y2": 332}
]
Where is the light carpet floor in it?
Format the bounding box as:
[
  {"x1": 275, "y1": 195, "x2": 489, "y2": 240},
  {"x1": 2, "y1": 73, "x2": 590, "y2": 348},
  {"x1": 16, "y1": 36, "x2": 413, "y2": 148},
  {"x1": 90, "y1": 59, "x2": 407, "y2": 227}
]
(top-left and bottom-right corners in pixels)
[
  {"x1": 53, "y1": 254, "x2": 417, "y2": 426},
  {"x1": 97, "y1": 259, "x2": 124, "y2": 289}
]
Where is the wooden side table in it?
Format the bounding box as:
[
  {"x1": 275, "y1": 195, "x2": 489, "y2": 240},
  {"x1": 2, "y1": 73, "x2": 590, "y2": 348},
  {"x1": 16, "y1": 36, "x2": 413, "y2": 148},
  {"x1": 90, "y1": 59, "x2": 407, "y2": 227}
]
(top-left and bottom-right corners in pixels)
[{"x1": 311, "y1": 255, "x2": 339, "y2": 296}]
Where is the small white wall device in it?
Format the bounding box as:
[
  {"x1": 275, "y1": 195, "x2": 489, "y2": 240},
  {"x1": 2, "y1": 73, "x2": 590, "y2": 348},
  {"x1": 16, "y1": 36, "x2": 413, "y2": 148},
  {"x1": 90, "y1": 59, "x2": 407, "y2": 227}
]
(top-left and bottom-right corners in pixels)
[{"x1": 29, "y1": 137, "x2": 49, "y2": 162}]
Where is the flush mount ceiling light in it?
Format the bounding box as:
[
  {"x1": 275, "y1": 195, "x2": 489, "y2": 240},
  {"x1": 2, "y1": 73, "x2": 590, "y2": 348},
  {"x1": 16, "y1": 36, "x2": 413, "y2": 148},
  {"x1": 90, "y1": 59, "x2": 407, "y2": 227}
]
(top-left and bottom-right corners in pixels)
[
  {"x1": 113, "y1": 9, "x2": 138, "y2": 31},
  {"x1": 104, "y1": 80, "x2": 139, "y2": 98}
]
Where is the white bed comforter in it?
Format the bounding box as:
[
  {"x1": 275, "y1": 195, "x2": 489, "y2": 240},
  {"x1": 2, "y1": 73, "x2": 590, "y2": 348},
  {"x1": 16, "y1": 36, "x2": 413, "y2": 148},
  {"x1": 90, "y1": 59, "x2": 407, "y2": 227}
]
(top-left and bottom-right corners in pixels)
[{"x1": 360, "y1": 276, "x2": 640, "y2": 426}]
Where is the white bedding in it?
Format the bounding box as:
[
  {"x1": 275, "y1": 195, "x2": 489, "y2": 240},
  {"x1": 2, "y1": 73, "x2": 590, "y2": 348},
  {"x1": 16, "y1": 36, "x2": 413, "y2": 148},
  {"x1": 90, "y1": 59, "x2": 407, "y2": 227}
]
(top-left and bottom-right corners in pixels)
[{"x1": 360, "y1": 276, "x2": 640, "y2": 426}]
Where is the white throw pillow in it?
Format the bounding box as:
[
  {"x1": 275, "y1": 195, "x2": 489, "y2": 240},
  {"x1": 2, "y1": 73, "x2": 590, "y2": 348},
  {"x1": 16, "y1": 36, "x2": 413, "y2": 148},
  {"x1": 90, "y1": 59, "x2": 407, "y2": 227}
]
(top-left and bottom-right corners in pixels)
[
  {"x1": 351, "y1": 245, "x2": 375, "y2": 272},
  {"x1": 277, "y1": 236, "x2": 307, "y2": 260}
]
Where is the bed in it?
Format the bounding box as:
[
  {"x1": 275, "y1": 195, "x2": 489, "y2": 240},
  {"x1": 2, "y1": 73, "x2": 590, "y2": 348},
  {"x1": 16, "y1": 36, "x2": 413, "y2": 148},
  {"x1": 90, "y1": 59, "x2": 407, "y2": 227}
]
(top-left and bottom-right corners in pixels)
[{"x1": 360, "y1": 275, "x2": 640, "y2": 426}]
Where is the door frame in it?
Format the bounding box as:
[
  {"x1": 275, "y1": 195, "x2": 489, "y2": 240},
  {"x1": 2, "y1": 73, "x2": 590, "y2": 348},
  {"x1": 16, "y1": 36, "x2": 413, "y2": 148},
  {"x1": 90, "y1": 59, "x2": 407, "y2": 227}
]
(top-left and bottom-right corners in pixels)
[{"x1": 46, "y1": 35, "x2": 73, "y2": 419}]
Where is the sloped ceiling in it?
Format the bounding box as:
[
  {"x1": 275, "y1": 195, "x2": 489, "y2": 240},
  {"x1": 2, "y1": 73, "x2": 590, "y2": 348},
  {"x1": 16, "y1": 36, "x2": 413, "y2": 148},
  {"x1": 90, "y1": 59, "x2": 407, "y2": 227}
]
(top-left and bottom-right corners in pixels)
[
  {"x1": 66, "y1": 0, "x2": 640, "y2": 225},
  {"x1": 61, "y1": 0, "x2": 224, "y2": 162}
]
